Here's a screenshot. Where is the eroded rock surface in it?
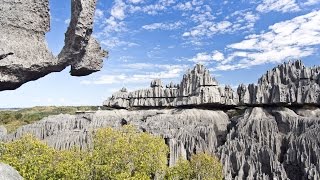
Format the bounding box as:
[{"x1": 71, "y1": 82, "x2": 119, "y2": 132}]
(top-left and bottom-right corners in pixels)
[
  {"x1": 2, "y1": 107, "x2": 320, "y2": 179},
  {"x1": 104, "y1": 64, "x2": 239, "y2": 108},
  {"x1": 105, "y1": 60, "x2": 320, "y2": 108},
  {"x1": 238, "y1": 60, "x2": 320, "y2": 105},
  {"x1": 0, "y1": 163, "x2": 23, "y2": 180},
  {"x1": 0, "y1": 0, "x2": 107, "y2": 91},
  {"x1": 2, "y1": 109, "x2": 229, "y2": 166}
]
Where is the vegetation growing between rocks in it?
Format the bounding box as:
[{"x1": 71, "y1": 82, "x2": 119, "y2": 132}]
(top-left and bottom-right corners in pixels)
[
  {"x1": 0, "y1": 126, "x2": 223, "y2": 180},
  {"x1": 0, "y1": 106, "x2": 100, "y2": 132}
]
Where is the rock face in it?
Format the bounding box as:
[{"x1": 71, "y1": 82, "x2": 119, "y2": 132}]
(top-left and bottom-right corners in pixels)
[
  {"x1": 0, "y1": 126, "x2": 7, "y2": 138},
  {"x1": 2, "y1": 109, "x2": 229, "y2": 166},
  {"x1": 219, "y1": 107, "x2": 320, "y2": 180},
  {"x1": 238, "y1": 60, "x2": 320, "y2": 105},
  {"x1": 0, "y1": 0, "x2": 107, "y2": 91},
  {"x1": 0, "y1": 163, "x2": 23, "y2": 180},
  {"x1": 104, "y1": 64, "x2": 239, "y2": 108},
  {"x1": 104, "y1": 60, "x2": 320, "y2": 108},
  {"x1": 2, "y1": 107, "x2": 320, "y2": 179}
]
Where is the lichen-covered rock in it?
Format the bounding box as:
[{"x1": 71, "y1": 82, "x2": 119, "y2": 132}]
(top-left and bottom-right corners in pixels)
[
  {"x1": 0, "y1": 0, "x2": 107, "y2": 91},
  {"x1": 0, "y1": 163, "x2": 23, "y2": 180}
]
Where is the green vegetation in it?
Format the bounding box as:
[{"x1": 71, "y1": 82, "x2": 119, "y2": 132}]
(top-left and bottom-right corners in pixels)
[
  {"x1": 0, "y1": 106, "x2": 100, "y2": 132},
  {"x1": 0, "y1": 126, "x2": 223, "y2": 180},
  {"x1": 166, "y1": 154, "x2": 223, "y2": 180}
]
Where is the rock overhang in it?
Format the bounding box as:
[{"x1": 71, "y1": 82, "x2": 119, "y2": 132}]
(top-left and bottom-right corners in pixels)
[{"x1": 0, "y1": 0, "x2": 107, "y2": 91}]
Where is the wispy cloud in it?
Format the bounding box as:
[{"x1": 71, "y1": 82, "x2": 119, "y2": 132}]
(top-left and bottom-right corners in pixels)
[
  {"x1": 142, "y1": 21, "x2": 184, "y2": 30},
  {"x1": 81, "y1": 64, "x2": 188, "y2": 85},
  {"x1": 214, "y1": 10, "x2": 320, "y2": 70},
  {"x1": 303, "y1": 0, "x2": 320, "y2": 6},
  {"x1": 100, "y1": 37, "x2": 139, "y2": 49},
  {"x1": 256, "y1": 0, "x2": 300, "y2": 13}
]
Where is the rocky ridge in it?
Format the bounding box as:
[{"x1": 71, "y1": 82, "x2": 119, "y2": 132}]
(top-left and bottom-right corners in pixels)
[
  {"x1": 103, "y1": 64, "x2": 239, "y2": 108},
  {"x1": 0, "y1": 0, "x2": 107, "y2": 91},
  {"x1": 104, "y1": 60, "x2": 320, "y2": 108}
]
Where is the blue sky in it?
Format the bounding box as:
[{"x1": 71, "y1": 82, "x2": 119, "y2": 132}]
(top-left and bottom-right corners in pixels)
[{"x1": 1, "y1": 0, "x2": 320, "y2": 108}]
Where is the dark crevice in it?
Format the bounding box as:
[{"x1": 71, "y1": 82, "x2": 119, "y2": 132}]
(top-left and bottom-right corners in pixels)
[{"x1": 0, "y1": 52, "x2": 14, "y2": 60}]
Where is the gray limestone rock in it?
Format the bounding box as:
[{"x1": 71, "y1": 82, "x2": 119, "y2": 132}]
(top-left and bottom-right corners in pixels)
[
  {"x1": 3, "y1": 107, "x2": 320, "y2": 179},
  {"x1": 238, "y1": 60, "x2": 320, "y2": 105},
  {"x1": 105, "y1": 60, "x2": 320, "y2": 108},
  {"x1": 104, "y1": 64, "x2": 239, "y2": 108},
  {"x1": 218, "y1": 107, "x2": 320, "y2": 180},
  {"x1": 0, "y1": 0, "x2": 107, "y2": 91},
  {"x1": 2, "y1": 109, "x2": 229, "y2": 166},
  {"x1": 0, "y1": 163, "x2": 23, "y2": 180},
  {"x1": 0, "y1": 126, "x2": 7, "y2": 138}
]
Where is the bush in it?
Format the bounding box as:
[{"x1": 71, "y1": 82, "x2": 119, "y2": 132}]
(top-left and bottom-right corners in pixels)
[
  {"x1": 91, "y1": 126, "x2": 169, "y2": 179},
  {"x1": 166, "y1": 153, "x2": 223, "y2": 180},
  {"x1": 0, "y1": 127, "x2": 223, "y2": 180},
  {"x1": 0, "y1": 135, "x2": 56, "y2": 180},
  {"x1": 0, "y1": 135, "x2": 90, "y2": 180}
]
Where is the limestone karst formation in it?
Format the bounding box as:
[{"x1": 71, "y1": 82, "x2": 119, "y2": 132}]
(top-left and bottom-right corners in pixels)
[
  {"x1": 1, "y1": 60, "x2": 320, "y2": 180},
  {"x1": 0, "y1": 0, "x2": 107, "y2": 91},
  {"x1": 104, "y1": 60, "x2": 320, "y2": 108}
]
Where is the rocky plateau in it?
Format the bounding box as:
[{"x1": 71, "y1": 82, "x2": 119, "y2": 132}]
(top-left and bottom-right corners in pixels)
[{"x1": 1, "y1": 60, "x2": 320, "y2": 179}]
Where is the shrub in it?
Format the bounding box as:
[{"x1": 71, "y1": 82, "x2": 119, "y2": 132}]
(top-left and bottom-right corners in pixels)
[
  {"x1": 166, "y1": 153, "x2": 223, "y2": 180},
  {"x1": 0, "y1": 126, "x2": 222, "y2": 180},
  {"x1": 91, "y1": 126, "x2": 169, "y2": 179},
  {"x1": 0, "y1": 135, "x2": 90, "y2": 180}
]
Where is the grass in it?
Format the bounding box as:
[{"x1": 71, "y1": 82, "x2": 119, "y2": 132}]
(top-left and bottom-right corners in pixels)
[{"x1": 0, "y1": 106, "x2": 101, "y2": 133}]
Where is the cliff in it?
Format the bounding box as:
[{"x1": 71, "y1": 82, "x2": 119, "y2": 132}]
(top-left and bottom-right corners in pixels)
[{"x1": 0, "y1": 0, "x2": 107, "y2": 91}]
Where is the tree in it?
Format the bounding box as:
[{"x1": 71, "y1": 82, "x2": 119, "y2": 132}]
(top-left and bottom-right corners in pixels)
[{"x1": 91, "y1": 125, "x2": 169, "y2": 180}]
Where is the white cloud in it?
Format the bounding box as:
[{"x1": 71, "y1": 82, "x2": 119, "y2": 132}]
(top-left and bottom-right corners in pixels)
[
  {"x1": 142, "y1": 21, "x2": 184, "y2": 30},
  {"x1": 100, "y1": 37, "x2": 139, "y2": 49},
  {"x1": 128, "y1": 0, "x2": 144, "y2": 4},
  {"x1": 212, "y1": 50, "x2": 224, "y2": 61},
  {"x1": 190, "y1": 51, "x2": 225, "y2": 63},
  {"x1": 183, "y1": 20, "x2": 232, "y2": 38},
  {"x1": 95, "y1": 9, "x2": 104, "y2": 20},
  {"x1": 215, "y1": 10, "x2": 320, "y2": 70},
  {"x1": 128, "y1": 0, "x2": 175, "y2": 15},
  {"x1": 103, "y1": 17, "x2": 126, "y2": 33},
  {"x1": 81, "y1": 64, "x2": 187, "y2": 85},
  {"x1": 175, "y1": 1, "x2": 193, "y2": 11},
  {"x1": 111, "y1": 0, "x2": 126, "y2": 20},
  {"x1": 303, "y1": 0, "x2": 320, "y2": 6},
  {"x1": 64, "y1": 19, "x2": 70, "y2": 24},
  {"x1": 190, "y1": 52, "x2": 213, "y2": 62},
  {"x1": 256, "y1": 0, "x2": 300, "y2": 13}
]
